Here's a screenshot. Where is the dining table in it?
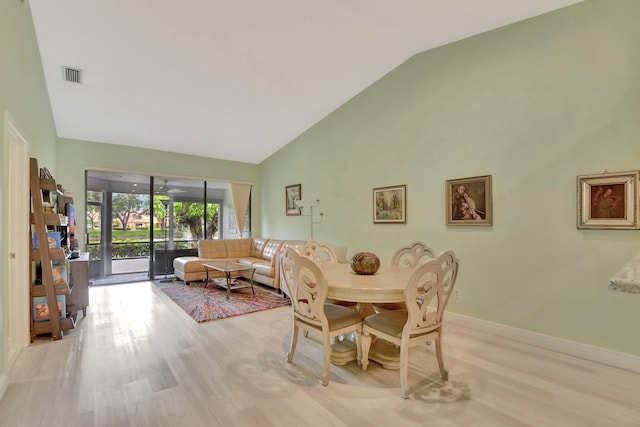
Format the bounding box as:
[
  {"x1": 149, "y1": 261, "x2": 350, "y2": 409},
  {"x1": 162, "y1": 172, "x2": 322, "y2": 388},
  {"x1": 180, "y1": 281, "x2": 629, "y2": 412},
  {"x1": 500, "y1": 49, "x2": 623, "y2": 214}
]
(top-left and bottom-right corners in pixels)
[{"x1": 320, "y1": 262, "x2": 414, "y2": 369}]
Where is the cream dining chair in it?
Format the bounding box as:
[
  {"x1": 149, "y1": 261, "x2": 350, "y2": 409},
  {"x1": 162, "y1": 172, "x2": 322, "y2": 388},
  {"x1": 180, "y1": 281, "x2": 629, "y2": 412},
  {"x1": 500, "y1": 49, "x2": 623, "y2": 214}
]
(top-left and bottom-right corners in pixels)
[
  {"x1": 301, "y1": 240, "x2": 356, "y2": 310},
  {"x1": 360, "y1": 250, "x2": 459, "y2": 398},
  {"x1": 374, "y1": 241, "x2": 438, "y2": 312},
  {"x1": 280, "y1": 247, "x2": 363, "y2": 386},
  {"x1": 300, "y1": 239, "x2": 338, "y2": 264},
  {"x1": 391, "y1": 241, "x2": 437, "y2": 268}
]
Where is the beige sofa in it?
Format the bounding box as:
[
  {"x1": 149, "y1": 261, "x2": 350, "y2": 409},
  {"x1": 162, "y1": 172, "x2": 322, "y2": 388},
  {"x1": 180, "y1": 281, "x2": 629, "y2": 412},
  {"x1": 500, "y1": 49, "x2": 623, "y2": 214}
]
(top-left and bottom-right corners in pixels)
[{"x1": 173, "y1": 238, "x2": 307, "y2": 291}]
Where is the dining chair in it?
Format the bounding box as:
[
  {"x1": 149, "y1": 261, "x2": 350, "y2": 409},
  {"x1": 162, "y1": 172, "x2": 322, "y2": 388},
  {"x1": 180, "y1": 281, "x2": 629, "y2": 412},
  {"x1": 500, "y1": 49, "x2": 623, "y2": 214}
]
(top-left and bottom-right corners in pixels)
[
  {"x1": 360, "y1": 250, "x2": 459, "y2": 398},
  {"x1": 391, "y1": 241, "x2": 437, "y2": 268},
  {"x1": 374, "y1": 241, "x2": 438, "y2": 312},
  {"x1": 300, "y1": 239, "x2": 338, "y2": 264},
  {"x1": 301, "y1": 240, "x2": 357, "y2": 310},
  {"x1": 280, "y1": 247, "x2": 363, "y2": 386}
]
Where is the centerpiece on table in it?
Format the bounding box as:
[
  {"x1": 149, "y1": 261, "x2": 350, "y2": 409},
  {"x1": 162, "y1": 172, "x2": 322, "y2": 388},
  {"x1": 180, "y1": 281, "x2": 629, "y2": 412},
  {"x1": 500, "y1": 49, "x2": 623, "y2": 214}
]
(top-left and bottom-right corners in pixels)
[{"x1": 350, "y1": 252, "x2": 380, "y2": 275}]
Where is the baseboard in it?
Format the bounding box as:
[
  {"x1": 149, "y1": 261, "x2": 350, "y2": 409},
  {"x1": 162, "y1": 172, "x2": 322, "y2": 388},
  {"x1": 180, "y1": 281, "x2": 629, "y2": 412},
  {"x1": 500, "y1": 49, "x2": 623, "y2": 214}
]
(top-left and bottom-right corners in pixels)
[{"x1": 447, "y1": 312, "x2": 640, "y2": 374}]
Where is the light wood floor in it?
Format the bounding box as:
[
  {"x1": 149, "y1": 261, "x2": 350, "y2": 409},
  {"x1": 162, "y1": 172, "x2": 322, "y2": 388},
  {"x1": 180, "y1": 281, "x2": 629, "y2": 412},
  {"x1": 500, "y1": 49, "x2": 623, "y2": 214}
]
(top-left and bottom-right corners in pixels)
[{"x1": 1, "y1": 281, "x2": 639, "y2": 427}]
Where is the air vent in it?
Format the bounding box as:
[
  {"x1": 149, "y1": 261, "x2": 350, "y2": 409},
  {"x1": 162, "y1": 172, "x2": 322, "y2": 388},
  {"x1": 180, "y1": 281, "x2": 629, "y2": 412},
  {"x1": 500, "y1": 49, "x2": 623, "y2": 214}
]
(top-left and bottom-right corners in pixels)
[{"x1": 62, "y1": 66, "x2": 82, "y2": 84}]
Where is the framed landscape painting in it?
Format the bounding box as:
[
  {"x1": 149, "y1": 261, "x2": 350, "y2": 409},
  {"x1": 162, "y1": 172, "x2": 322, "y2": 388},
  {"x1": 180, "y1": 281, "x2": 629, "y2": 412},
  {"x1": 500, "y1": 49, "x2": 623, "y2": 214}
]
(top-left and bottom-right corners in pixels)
[
  {"x1": 446, "y1": 175, "x2": 492, "y2": 226},
  {"x1": 577, "y1": 171, "x2": 639, "y2": 229},
  {"x1": 373, "y1": 185, "x2": 406, "y2": 223},
  {"x1": 285, "y1": 184, "x2": 302, "y2": 216}
]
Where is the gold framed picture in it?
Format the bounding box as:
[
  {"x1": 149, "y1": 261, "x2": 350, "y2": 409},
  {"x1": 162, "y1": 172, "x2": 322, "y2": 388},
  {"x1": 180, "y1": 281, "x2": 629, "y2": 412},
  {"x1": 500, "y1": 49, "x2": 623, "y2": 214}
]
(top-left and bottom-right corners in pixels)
[
  {"x1": 446, "y1": 175, "x2": 492, "y2": 226},
  {"x1": 373, "y1": 185, "x2": 406, "y2": 224},
  {"x1": 577, "y1": 171, "x2": 639, "y2": 229}
]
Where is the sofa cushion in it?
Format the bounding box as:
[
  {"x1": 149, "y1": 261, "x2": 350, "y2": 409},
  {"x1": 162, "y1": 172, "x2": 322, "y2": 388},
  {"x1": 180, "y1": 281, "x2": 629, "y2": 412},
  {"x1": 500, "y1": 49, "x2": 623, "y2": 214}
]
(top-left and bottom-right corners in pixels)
[
  {"x1": 198, "y1": 240, "x2": 228, "y2": 259},
  {"x1": 250, "y1": 238, "x2": 268, "y2": 258},
  {"x1": 261, "y1": 239, "x2": 284, "y2": 261},
  {"x1": 238, "y1": 257, "x2": 274, "y2": 277},
  {"x1": 175, "y1": 257, "x2": 236, "y2": 274},
  {"x1": 174, "y1": 256, "x2": 201, "y2": 272},
  {"x1": 280, "y1": 240, "x2": 306, "y2": 252},
  {"x1": 225, "y1": 238, "x2": 252, "y2": 258}
]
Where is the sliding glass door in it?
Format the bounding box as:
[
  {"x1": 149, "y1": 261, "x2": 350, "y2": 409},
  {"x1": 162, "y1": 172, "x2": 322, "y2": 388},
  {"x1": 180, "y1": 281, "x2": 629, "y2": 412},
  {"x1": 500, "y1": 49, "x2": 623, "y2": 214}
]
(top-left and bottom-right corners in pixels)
[
  {"x1": 86, "y1": 172, "x2": 153, "y2": 285},
  {"x1": 86, "y1": 171, "x2": 230, "y2": 285}
]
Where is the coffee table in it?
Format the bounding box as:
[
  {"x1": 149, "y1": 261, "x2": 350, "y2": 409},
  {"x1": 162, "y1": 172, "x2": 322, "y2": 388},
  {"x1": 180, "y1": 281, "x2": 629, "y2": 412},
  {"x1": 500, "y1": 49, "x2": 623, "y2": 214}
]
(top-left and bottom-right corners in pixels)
[{"x1": 203, "y1": 261, "x2": 256, "y2": 300}]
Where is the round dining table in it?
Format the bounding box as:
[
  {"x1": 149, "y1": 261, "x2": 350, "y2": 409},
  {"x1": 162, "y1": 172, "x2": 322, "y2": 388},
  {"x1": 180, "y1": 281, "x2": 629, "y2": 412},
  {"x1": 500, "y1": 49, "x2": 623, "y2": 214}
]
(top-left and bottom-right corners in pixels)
[{"x1": 320, "y1": 263, "x2": 413, "y2": 369}]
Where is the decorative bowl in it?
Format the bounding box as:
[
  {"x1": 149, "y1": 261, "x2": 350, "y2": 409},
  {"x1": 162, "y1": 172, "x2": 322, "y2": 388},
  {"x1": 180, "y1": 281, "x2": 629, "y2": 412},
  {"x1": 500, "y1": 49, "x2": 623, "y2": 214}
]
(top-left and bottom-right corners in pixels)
[{"x1": 350, "y1": 252, "x2": 380, "y2": 275}]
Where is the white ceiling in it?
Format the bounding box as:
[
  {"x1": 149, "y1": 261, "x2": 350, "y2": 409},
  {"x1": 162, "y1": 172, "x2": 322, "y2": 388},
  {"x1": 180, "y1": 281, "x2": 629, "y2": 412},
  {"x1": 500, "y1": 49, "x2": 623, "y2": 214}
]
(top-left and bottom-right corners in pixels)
[{"x1": 29, "y1": 0, "x2": 581, "y2": 164}]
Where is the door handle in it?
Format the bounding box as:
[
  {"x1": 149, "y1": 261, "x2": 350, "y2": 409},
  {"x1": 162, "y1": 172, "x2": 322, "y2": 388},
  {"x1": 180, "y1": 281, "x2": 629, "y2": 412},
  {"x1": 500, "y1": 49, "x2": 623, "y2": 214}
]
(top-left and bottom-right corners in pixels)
[{"x1": 9, "y1": 253, "x2": 16, "y2": 259}]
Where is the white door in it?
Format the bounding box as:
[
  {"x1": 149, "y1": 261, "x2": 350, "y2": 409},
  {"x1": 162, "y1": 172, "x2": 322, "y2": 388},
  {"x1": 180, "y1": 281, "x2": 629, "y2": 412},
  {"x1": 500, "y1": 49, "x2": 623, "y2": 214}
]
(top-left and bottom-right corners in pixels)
[{"x1": 3, "y1": 111, "x2": 30, "y2": 367}]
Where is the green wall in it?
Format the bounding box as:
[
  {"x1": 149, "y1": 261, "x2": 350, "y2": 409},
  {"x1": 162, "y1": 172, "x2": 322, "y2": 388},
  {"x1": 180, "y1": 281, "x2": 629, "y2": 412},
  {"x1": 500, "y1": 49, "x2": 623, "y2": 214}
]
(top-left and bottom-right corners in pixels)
[
  {"x1": 0, "y1": 0, "x2": 58, "y2": 169},
  {"x1": 0, "y1": 0, "x2": 58, "y2": 379},
  {"x1": 259, "y1": 0, "x2": 640, "y2": 356},
  {"x1": 56, "y1": 138, "x2": 261, "y2": 245}
]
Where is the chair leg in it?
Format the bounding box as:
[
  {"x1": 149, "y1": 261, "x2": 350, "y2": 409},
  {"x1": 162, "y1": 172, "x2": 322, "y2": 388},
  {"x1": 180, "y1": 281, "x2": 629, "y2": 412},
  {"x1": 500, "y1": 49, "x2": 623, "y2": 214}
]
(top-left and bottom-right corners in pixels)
[
  {"x1": 360, "y1": 331, "x2": 372, "y2": 371},
  {"x1": 399, "y1": 343, "x2": 409, "y2": 399},
  {"x1": 355, "y1": 329, "x2": 362, "y2": 366},
  {"x1": 287, "y1": 324, "x2": 299, "y2": 363},
  {"x1": 435, "y1": 336, "x2": 448, "y2": 381},
  {"x1": 322, "y1": 332, "x2": 331, "y2": 386}
]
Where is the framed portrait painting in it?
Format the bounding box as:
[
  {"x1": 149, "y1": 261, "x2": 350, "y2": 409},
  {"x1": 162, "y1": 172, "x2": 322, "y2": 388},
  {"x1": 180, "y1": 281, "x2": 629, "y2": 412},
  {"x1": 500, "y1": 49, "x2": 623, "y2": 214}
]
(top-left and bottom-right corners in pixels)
[
  {"x1": 373, "y1": 185, "x2": 406, "y2": 223},
  {"x1": 285, "y1": 184, "x2": 302, "y2": 216},
  {"x1": 577, "y1": 171, "x2": 639, "y2": 229},
  {"x1": 446, "y1": 175, "x2": 492, "y2": 226}
]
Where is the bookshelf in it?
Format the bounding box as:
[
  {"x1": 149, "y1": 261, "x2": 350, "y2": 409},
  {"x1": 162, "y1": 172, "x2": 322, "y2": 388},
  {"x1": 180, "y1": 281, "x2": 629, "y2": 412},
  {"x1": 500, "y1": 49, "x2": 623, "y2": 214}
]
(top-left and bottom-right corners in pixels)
[{"x1": 29, "y1": 157, "x2": 79, "y2": 340}]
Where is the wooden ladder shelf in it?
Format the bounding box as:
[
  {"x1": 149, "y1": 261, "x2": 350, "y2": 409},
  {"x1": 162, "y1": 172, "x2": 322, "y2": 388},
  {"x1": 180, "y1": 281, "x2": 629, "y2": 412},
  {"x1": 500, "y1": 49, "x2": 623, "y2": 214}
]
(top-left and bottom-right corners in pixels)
[{"x1": 29, "y1": 157, "x2": 76, "y2": 340}]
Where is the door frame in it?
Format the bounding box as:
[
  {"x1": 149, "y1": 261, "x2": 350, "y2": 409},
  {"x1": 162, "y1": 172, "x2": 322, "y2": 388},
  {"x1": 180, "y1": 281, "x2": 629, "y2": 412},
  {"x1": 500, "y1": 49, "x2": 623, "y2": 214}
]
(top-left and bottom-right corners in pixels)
[{"x1": 2, "y1": 111, "x2": 30, "y2": 369}]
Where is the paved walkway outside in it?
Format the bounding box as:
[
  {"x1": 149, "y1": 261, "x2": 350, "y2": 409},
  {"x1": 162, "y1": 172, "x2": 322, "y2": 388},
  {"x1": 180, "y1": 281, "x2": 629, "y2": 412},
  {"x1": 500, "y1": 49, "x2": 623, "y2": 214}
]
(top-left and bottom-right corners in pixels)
[
  {"x1": 92, "y1": 257, "x2": 176, "y2": 286},
  {"x1": 112, "y1": 257, "x2": 149, "y2": 274}
]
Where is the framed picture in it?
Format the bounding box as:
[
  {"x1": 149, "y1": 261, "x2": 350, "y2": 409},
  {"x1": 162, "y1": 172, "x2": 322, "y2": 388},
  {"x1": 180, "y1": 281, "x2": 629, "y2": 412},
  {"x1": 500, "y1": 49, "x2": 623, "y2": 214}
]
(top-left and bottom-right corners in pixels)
[
  {"x1": 446, "y1": 175, "x2": 492, "y2": 226},
  {"x1": 577, "y1": 171, "x2": 639, "y2": 229},
  {"x1": 286, "y1": 184, "x2": 302, "y2": 216},
  {"x1": 373, "y1": 185, "x2": 406, "y2": 223}
]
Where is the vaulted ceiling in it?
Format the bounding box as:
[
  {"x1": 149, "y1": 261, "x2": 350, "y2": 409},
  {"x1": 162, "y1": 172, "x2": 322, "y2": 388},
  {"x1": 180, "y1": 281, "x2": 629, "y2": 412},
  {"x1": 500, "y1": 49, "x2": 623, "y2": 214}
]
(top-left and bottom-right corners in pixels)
[{"x1": 29, "y1": 0, "x2": 582, "y2": 164}]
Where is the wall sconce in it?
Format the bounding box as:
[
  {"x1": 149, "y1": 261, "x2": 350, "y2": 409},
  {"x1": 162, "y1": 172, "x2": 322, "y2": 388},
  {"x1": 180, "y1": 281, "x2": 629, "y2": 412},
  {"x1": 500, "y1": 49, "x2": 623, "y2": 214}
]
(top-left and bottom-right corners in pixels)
[{"x1": 294, "y1": 194, "x2": 324, "y2": 238}]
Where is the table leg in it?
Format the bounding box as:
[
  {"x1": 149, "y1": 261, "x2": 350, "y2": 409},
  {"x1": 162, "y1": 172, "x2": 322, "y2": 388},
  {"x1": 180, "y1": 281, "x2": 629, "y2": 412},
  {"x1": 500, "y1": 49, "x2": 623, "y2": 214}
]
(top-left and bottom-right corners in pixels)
[
  {"x1": 204, "y1": 267, "x2": 211, "y2": 288},
  {"x1": 330, "y1": 302, "x2": 375, "y2": 366},
  {"x1": 225, "y1": 271, "x2": 232, "y2": 300},
  {"x1": 360, "y1": 301, "x2": 401, "y2": 370},
  {"x1": 249, "y1": 269, "x2": 256, "y2": 295},
  {"x1": 356, "y1": 302, "x2": 376, "y2": 318}
]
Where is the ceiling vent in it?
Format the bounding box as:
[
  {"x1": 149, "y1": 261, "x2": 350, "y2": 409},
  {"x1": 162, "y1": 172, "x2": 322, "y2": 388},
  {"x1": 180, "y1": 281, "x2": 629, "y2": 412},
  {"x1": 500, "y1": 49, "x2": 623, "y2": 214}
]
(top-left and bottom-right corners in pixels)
[{"x1": 62, "y1": 66, "x2": 82, "y2": 84}]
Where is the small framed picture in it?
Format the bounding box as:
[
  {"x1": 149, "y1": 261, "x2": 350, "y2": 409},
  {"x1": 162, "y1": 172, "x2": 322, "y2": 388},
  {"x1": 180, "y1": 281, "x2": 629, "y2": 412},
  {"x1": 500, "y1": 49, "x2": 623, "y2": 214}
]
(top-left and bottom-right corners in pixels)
[
  {"x1": 373, "y1": 185, "x2": 406, "y2": 223},
  {"x1": 446, "y1": 175, "x2": 493, "y2": 226},
  {"x1": 577, "y1": 171, "x2": 639, "y2": 229},
  {"x1": 285, "y1": 184, "x2": 302, "y2": 216}
]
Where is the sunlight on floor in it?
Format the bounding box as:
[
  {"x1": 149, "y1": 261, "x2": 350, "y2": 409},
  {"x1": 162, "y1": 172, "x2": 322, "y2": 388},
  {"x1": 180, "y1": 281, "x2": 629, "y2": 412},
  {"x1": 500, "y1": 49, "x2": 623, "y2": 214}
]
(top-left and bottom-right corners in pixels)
[{"x1": 91, "y1": 282, "x2": 155, "y2": 342}]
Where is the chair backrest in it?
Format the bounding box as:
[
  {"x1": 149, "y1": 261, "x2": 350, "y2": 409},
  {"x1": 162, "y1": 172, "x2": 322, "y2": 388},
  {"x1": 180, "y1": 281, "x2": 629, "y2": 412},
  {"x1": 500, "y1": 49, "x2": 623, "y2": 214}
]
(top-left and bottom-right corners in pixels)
[
  {"x1": 300, "y1": 240, "x2": 338, "y2": 264},
  {"x1": 280, "y1": 247, "x2": 329, "y2": 328},
  {"x1": 391, "y1": 241, "x2": 437, "y2": 268},
  {"x1": 403, "y1": 251, "x2": 459, "y2": 336}
]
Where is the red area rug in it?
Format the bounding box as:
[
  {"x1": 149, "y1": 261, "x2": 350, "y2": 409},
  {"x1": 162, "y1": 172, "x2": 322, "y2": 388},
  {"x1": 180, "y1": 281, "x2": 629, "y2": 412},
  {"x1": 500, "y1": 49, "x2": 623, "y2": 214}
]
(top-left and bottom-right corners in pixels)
[{"x1": 160, "y1": 282, "x2": 290, "y2": 322}]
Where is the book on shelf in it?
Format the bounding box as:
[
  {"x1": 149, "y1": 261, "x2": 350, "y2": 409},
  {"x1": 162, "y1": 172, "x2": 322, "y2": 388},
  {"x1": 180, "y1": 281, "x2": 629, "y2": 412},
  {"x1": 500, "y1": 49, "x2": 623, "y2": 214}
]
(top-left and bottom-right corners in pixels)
[
  {"x1": 32, "y1": 295, "x2": 66, "y2": 322},
  {"x1": 32, "y1": 231, "x2": 61, "y2": 249},
  {"x1": 51, "y1": 261, "x2": 68, "y2": 285}
]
